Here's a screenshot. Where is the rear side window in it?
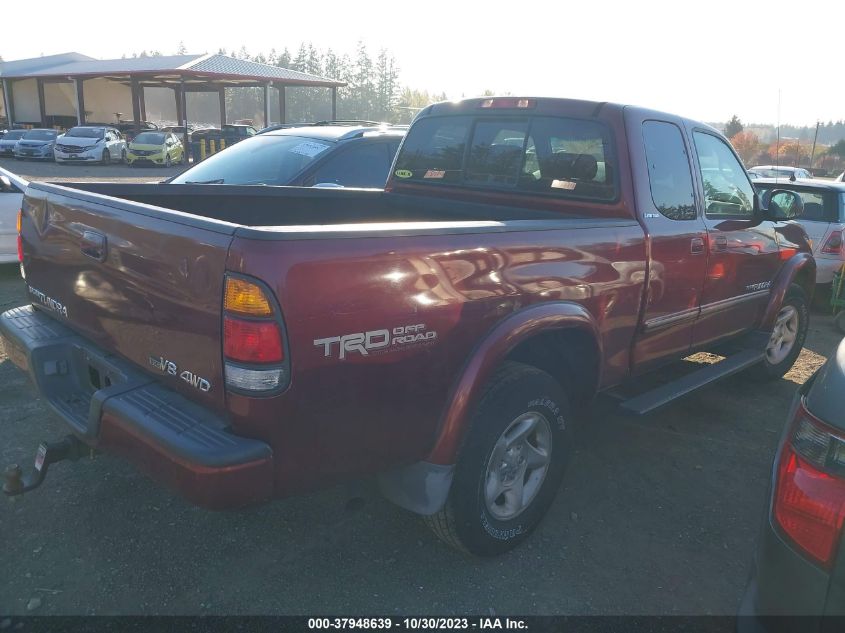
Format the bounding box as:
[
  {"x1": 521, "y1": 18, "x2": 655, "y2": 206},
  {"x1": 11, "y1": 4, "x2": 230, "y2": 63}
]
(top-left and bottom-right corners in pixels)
[
  {"x1": 393, "y1": 115, "x2": 617, "y2": 202},
  {"x1": 642, "y1": 121, "x2": 697, "y2": 220}
]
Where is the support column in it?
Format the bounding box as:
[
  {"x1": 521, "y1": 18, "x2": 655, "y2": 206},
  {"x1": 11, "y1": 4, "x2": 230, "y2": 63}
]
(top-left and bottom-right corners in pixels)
[
  {"x1": 174, "y1": 86, "x2": 183, "y2": 123},
  {"x1": 263, "y1": 82, "x2": 270, "y2": 128},
  {"x1": 36, "y1": 78, "x2": 47, "y2": 127},
  {"x1": 331, "y1": 87, "x2": 337, "y2": 121},
  {"x1": 278, "y1": 85, "x2": 286, "y2": 124},
  {"x1": 130, "y1": 77, "x2": 141, "y2": 134},
  {"x1": 180, "y1": 77, "x2": 189, "y2": 162},
  {"x1": 219, "y1": 87, "x2": 226, "y2": 126},
  {"x1": 1, "y1": 79, "x2": 13, "y2": 126},
  {"x1": 74, "y1": 78, "x2": 85, "y2": 125},
  {"x1": 139, "y1": 86, "x2": 147, "y2": 122}
]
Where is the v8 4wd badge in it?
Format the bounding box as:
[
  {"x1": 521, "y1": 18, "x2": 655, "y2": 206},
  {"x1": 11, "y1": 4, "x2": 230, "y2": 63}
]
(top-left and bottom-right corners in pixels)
[{"x1": 148, "y1": 355, "x2": 212, "y2": 392}]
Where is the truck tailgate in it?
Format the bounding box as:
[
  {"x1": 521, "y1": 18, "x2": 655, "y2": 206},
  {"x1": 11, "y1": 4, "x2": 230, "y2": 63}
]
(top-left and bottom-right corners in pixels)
[{"x1": 20, "y1": 183, "x2": 236, "y2": 412}]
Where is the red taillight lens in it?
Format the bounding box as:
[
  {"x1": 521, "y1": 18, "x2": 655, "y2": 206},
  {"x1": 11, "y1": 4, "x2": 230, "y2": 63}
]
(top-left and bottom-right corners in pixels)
[
  {"x1": 821, "y1": 230, "x2": 843, "y2": 255},
  {"x1": 774, "y1": 402, "x2": 845, "y2": 567},
  {"x1": 223, "y1": 316, "x2": 283, "y2": 364}
]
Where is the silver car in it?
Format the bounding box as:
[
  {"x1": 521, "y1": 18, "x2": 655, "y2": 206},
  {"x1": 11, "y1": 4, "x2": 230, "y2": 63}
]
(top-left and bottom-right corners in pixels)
[
  {"x1": 754, "y1": 178, "x2": 845, "y2": 287},
  {"x1": 0, "y1": 130, "x2": 26, "y2": 157},
  {"x1": 0, "y1": 167, "x2": 26, "y2": 264}
]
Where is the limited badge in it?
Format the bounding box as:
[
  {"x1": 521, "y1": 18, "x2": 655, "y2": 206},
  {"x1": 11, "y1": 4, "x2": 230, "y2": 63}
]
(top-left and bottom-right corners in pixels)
[{"x1": 394, "y1": 169, "x2": 413, "y2": 179}]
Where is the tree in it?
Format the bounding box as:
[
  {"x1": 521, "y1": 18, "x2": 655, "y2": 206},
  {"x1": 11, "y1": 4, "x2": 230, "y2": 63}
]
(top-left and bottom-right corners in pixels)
[
  {"x1": 176, "y1": 41, "x2": 187, "y2": 55},
  {"x1": 829, "y1": 139, "x2": 845, "y2": 160},
  {"x1": 725, "y1": 115, "x2": 743, "y2": 138},
  {"x1": 730, "y1": 131, "x2": 760, "y2": 164}
]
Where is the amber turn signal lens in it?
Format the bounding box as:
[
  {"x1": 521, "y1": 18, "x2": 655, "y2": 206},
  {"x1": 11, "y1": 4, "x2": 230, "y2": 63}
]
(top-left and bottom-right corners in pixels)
[
  {"x1": 17, "y1": 210, "x2": 22, "y2": 234},
  {"x1": 224, "y1": 278, "x2": 273, "y2": 316}
]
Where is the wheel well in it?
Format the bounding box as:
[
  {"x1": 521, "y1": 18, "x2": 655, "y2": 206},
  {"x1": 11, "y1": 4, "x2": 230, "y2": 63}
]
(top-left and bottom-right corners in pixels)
[
  {"x1": 504, "y1": 328, "x2": 600, "y2": 405},
  {"x1": 793, "y1": 266, "x2": 815, "y2": 300}
]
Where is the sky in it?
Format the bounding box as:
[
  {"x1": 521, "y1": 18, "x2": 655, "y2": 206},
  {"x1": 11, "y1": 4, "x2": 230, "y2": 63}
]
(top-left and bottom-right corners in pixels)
[{"x1": 3, "y1": 0, "x2": 841, "y2": 126}]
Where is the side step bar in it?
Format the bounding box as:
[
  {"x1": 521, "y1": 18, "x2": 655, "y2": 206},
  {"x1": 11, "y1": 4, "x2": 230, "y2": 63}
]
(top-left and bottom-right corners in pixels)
[{"x1": 619, "y1": 333, "x2": 770, "y2": 416}]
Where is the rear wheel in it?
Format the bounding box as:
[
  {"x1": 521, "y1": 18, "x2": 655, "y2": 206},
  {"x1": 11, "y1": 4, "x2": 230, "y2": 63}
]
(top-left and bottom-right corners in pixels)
[
  {"x1": 751, "y1": 286, "x2": 808, "y2": 380},
  {"x1": 102, "y1": 149, "x2": 111, "y2": 165},
  {"x1": 425, "y1": 362, "x2": 572, "y2": 556}
]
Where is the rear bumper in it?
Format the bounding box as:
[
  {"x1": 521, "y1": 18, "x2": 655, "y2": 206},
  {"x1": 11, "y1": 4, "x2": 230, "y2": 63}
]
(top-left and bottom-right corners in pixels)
[{"x1": 0, "y1": 305, "x2": 274, "y2": 509}]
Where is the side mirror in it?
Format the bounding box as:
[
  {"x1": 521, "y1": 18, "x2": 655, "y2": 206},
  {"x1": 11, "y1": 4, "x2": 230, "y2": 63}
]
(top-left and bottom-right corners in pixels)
[
  {"x1": 759, "y1": 188, "x2": 804, "y2": 221},
  {"x1": 0, "y1": 175, "x2": 13, "y2": 193}
]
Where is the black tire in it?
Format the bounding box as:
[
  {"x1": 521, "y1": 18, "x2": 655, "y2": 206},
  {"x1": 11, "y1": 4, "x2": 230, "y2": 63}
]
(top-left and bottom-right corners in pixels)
[
  {"x1": 120, "y1": 149, "x2": 126, "y2": 164},
  {"x1": 425, "y1": 361, "x2": 573, "y2": 556},
  {"x1": 165, "y1": 153, "x2": 172, "y2": 168},
  {"x1": 750, "y1": 285, "x2": 809, "y2": 380},
  {"x1": 102, "y1": 149, "x2": 111, "y2": 165}
]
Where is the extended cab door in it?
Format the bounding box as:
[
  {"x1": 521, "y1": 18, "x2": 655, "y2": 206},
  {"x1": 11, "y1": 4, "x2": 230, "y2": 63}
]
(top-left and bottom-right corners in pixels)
[
  {"x1": 629, "y1": 115, "x2": 708, "y2": 373},
  {"x1": 688, "y1": 129, "x2": 781, "y2": 348}
]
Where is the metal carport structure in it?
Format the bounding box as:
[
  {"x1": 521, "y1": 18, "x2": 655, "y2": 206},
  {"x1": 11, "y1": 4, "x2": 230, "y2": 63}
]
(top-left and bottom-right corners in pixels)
[{"x1": 0, "y1": 52, "x2": 346, "y2": 140}]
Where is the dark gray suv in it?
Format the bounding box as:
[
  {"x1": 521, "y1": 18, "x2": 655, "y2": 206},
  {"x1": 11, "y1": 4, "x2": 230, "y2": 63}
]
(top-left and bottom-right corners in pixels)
[{"x1": 740, "y1": 338, "x2": 845, "y2": 630}]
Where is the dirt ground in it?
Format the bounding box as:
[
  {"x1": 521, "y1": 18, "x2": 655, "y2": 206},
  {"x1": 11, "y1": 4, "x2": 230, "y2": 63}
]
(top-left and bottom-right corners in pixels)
[{"x1": 0, "y1": 162, "x2": 841, "y2": 617}]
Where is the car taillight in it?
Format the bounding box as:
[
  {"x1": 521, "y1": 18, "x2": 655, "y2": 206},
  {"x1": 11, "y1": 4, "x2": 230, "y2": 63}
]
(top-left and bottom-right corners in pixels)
[
  {"x1": 821, "y1": 230, "x2": 843, "y2": 256},
  {"x1": 774, "y1": 399, "x2": 845, "y2": 568},
  {"x1": 16, "y1": 209, "x2": 22, "y2": 262},
  {"x1": 222, "y1": 275, "x2": 289, "y2": 394}
]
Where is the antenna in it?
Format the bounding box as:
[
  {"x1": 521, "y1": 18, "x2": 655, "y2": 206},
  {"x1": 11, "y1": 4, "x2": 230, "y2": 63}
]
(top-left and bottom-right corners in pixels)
[{"x1": 775, "y1": 90, "x2": 781, "y2": 175}]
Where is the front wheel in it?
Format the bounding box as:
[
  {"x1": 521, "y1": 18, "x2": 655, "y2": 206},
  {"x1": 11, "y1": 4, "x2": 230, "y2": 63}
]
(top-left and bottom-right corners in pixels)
[
  {"x1": 751, "y1": 286, "x2": 809, "y2": 380},
  {"x1": 425, "y1": 362, "x2": 572, "y2": 556}
]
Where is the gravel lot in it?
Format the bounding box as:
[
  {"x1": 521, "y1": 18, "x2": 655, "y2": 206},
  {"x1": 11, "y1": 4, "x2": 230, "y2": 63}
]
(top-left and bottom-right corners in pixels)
[{"x1": 0, "y1": 163, "x2": 841, "y2": 617}]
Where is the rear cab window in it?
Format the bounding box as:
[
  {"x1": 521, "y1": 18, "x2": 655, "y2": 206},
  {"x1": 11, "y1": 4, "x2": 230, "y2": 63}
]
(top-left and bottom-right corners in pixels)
[
  {"x1": 393, "y1": 115, "x2": 617, "y2": 202},
  {"x1": 753, "y1": 185, "x2": 840, "y2": 223}
]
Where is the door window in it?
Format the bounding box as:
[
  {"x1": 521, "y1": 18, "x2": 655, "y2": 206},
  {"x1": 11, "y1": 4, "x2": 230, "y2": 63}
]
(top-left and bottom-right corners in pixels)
[
  {"x1": 310, "y1": 143, "x2": 392, "y2": 188},
  {"x1": 693, "y1": 132, "x2": 755, "y2": 218},
  {"x1": 642, "y1": 121, "x2": 697, "y2": 220}
]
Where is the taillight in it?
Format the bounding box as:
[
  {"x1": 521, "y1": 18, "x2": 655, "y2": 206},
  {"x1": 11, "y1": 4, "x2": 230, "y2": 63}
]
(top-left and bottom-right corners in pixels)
[
  {"x1": 222, "y1": 275, "x2": 289, "y2": 394},
  {"x1": 479, "y1": 97, "x2": 536, "y2": 109},
  {"x1": 821, "y1": 230, "x2": 843, "y2": 256},
  {"x1": 774, "y1": 399, "x2": 845, "y2": 568},
  {"x1": 16, "y1": 210, "x2": 23, "y2": 262}
]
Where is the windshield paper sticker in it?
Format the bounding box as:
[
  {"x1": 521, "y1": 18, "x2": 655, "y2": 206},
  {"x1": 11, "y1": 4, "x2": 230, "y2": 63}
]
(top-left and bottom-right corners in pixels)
[
  {"x1": 290, "y1": 141, "x2": 330, "y2": 158},
  {"x1": 424, "y1": 169, "x2": 445, "y2": 179}
]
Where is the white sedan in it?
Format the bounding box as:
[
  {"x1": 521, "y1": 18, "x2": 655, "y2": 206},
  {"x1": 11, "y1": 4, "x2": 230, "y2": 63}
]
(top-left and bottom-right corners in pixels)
[{"x1": 0, "y1": 167, "x2": 26, "y2": 264}]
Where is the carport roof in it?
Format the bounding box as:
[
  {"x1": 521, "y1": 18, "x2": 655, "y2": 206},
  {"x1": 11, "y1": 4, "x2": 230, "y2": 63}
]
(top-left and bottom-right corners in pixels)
[{"x1": 0, "y1": 52, "x2": 345, "y2": 87}]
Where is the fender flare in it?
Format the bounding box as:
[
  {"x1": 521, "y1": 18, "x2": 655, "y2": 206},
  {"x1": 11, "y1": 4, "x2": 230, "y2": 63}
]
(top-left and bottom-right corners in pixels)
[
  {"x1": 377, "y1": 302, "x2": 602, "y2": 515},
  {"x1": 427, "y1": 301, "x2": 602, "y2": 466},
  {"x1": 761, "y1": 253, "x2": 815, "y2": 330}
]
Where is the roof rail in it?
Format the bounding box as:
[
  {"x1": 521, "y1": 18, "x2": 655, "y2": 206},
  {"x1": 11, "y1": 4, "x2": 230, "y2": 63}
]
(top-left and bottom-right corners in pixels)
[{"x1": 312, "y1": 120, "x2": 386, "y2": 127}]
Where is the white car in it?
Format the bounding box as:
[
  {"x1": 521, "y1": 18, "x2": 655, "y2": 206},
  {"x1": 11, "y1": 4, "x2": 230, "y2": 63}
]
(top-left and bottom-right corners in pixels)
[
  {"x1": 54, "y1": 126, "x2": 127, "y2": 165},
  {"x1": 754, "y1": 178, "x2": 845, "y2": 287},
  {"x1": 0, "y1": 167, "x2": 26, "y2": 264}
]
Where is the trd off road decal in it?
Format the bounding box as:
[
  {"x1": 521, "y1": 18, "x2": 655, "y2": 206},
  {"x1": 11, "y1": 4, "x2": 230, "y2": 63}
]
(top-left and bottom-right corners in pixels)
[{"x1": 314, "y1": 323, "x2": 437, "y2": 360}]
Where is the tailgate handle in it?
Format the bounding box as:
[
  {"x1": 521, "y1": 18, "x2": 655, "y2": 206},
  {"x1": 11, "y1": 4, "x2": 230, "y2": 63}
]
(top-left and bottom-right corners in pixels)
[{"x1": 81, "y1": 230, "x2": 107, "y2": 262}]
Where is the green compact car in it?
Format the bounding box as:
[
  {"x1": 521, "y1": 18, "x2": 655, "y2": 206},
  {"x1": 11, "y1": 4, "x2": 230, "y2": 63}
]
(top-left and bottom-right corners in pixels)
[{"x1": 126, "y1": 131, "x2": 184, "y2": 167}]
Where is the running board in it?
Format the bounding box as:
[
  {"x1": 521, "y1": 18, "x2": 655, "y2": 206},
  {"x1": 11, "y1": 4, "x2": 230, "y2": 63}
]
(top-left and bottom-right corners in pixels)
[{"x1": 619, "y1": 348, "x2": 765, "y2": 416}]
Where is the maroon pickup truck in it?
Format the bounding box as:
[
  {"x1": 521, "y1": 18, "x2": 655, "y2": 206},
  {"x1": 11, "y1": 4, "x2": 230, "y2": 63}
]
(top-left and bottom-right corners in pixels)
[{"x1": 1, "y1": 97, "x2": 815, "y2": 556}]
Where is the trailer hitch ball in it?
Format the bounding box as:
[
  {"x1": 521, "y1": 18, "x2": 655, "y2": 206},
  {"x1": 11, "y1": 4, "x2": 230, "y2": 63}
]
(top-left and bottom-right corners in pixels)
[{"x1": 3, "y1": 436, "x2": 88, "y2": 498}]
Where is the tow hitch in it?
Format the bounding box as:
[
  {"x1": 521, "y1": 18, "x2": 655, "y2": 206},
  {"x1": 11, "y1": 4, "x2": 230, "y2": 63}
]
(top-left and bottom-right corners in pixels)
[{"x1": 3, "y1": 435, "x2": 89, "y2": 497}]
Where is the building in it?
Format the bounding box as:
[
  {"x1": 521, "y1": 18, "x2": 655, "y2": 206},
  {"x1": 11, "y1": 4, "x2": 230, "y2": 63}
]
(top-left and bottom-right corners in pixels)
[{"x1": 0, "y1": 52, "x2": 346, "y2": 131}]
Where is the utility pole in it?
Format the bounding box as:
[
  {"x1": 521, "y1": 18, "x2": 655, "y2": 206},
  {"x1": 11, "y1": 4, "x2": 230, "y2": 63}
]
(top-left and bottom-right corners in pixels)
[{"x1": 809, "y1": 121, "x2": 820, "y2": 172}]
